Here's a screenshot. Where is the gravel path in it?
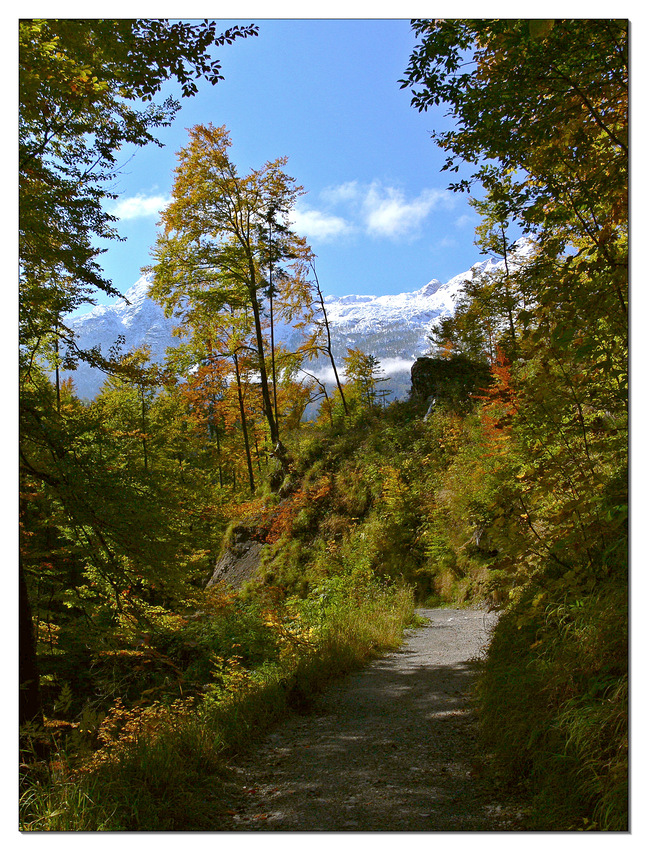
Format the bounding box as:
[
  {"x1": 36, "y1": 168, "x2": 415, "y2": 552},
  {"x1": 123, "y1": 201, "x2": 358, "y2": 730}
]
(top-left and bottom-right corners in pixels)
[{"x1": 218, "y1": 607, "x2": 526, "y2": 832}]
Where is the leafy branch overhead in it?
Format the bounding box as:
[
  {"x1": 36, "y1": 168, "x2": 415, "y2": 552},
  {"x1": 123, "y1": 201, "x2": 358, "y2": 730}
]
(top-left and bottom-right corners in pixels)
[
  {"x1": 20, "y1": 19, "x2": 257, "y2": 356},
  {"x1": 19, "y1": 17, "x2": 627, "y2": 833}
]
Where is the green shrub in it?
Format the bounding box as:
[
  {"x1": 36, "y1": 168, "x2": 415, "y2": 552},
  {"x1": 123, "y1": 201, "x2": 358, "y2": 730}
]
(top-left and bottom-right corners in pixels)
[{"x1": 20, "y1": 569, "x2": 415, "y2": 831}]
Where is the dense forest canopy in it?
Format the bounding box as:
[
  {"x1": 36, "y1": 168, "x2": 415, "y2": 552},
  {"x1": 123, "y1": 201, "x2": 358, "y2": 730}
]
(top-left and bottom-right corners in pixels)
[{"x1": 19, "y1": 18, "x2": 628, "y2": 832}]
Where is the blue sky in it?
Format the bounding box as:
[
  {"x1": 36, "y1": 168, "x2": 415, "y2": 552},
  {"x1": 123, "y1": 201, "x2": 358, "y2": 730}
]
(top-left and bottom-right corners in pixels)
[{"x1": 90, "y1": 17, "x2": 487, "y2": 310}]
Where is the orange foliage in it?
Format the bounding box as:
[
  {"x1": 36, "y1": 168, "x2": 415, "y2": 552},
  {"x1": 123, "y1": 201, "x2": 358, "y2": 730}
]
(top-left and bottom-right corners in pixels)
[
  {"x1": 265, "y1": 476, "x2": 331, "y2": 545},
  {"x1": 476, "y1": 350, "x2": 518, "y2": 456},
  {"x1": 265, "y1": 489, "x2": 309, "y2": 545}
]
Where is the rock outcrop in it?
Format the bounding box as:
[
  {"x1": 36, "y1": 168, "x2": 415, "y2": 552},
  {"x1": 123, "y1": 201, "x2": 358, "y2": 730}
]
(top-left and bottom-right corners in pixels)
[
  {"x1": 410, "y1": 356, "x2": 492, "y2": 408},
  {"x1": 206, "y1": 526, "x2": 265, "y2": 591}
]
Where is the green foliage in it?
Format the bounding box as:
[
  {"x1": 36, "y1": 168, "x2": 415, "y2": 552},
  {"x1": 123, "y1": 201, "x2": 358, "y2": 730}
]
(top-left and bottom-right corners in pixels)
[
  {"x1": 254, "y1": 400, "x2": 489, "y2": 603},
  {"x1": 20, "y1": 572, "x2": 414, "y2": 831},
  {"x1": 341, "y1": 348, "x2": 390, "y2": 416},
  {"x1": 20, "y1": 365, "x2": 234, "y2": 733},
  {"x1": 19, "y1": 15, "x2": 628, "y2": 835},
  {"x1": 402, "y1": 18, "x2": 628, "y2": 830},
  {"x1": 20, "y1": 18, "x2": 257, "y2": 361},
  {"x1": 19, "y1": 16, "x2": 259, "y2": 735},
  {"x1": 148, "y1": 122, "x2": 318, "y2": 456},
  {"x1": 475, "y1": 575, "x2": 628, "y2": 830}
]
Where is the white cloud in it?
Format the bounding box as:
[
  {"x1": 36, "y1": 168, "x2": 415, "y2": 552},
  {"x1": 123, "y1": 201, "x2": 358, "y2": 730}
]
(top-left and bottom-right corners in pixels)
[
  {"x1": 362, "y1": 183, "x2": 448, "y2": 239},
  {"x1": 110, "y1": 193, "x2": 169, "y2": 221},
  {"x1": 299, "y1": 180, "x2": 454, "y2": 243},
  {"x1": 305, "y1": 356, "x2": 415, "y2": 384},
  {"x1": 379, "y1": 357, "x2": 417, "y2": 376},
  {"x1": 454, "y1": 213, "x2": 476, "y2": 228},
  {"x1": 320, "y1": 181, "x2": 361, "y2": 206},
  {"x1": 290, "y1": 207, "x2": 352, "y2": 241}
]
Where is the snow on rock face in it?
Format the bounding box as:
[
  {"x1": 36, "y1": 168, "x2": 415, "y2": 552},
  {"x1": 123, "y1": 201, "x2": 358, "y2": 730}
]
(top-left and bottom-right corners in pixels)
[
  {"x1": 318, "y1": 252, "x2": 507, "y2": 342},
  {"x1": 60, "y1": 274, "x2": 182, "y2": 399},
  {"x1": 59, "y1": 242, "x2": 533, "y2": 401}
]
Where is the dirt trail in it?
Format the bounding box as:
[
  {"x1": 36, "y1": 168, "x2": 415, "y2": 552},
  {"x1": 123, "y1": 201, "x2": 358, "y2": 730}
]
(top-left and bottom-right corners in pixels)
[{"x1": 215, "y1": 607, "x2": 527, "y2": 831}]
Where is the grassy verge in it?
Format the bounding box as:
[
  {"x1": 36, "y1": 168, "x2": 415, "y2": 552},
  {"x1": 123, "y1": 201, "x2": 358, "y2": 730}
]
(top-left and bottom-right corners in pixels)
[
  {"x1": 20, "y1": 572, "x2": 415, "y2": 831},
  {"x1": 475, "y1": 575, "x2": 628, "y2": 831}
]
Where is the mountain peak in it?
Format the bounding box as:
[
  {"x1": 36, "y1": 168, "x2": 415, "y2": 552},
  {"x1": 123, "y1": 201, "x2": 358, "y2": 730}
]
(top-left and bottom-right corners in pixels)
[
  {"x1": 418, "y1": 279, "x2": 443, "y2": 298},
  {"x1": 121, "y1": 273, "x2": 153, "y2": 308},
  {"x1": 59, "y1": 241, "x2": 534, "y2": 400}
]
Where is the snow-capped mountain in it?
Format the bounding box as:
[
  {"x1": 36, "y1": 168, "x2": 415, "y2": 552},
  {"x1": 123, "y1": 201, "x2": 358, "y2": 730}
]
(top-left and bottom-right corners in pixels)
[
  {"x1": 66, "y1": 275, "x2": 175, "y2": 362},
  {"x1": 59, "y1": 244, "x2": 530, "y2": 401}
]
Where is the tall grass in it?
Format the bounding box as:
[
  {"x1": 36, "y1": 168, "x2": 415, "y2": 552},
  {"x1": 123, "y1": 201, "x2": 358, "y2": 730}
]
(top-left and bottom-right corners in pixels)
[
  {"x1": 475, "y1": 576, "x2": 628, "y2": 831},
  {"x1": 20, "y1": 575, "x2": 415, "y2": 831}
]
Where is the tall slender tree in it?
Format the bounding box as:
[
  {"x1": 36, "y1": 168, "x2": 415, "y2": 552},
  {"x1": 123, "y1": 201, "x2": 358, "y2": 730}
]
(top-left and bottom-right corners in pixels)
[
  {"x1": 150, "y1": 123, "x2": 315, "y2": 471},
  {"x1": 309, "y1": 260, "x2": 349, "y2": 416}
]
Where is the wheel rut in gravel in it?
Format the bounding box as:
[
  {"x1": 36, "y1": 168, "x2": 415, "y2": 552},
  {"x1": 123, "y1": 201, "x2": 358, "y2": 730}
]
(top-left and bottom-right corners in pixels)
[{"x1": 218, "y1": 607, "x2": 525, "y2": 831}]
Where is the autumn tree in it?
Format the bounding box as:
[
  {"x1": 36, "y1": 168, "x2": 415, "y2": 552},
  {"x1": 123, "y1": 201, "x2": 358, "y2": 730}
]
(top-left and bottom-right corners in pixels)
[
  {"x1": 401, "y1": 19, "x2": 627, "y2": 334},
  {"x1": 428, "y1": 235, "x2": 533, "y2": 365},
  {"x1": 168, "y1": 344, "x2": 254, "y2": 490},
  {"x1": 20, "y1": 19, "x2": 257, "y2": 374},
  {"x1": 149, "y1": 123, "x2": 316, "y2": 471},
  {"x1": 404, "y1": 19, "x2": 628, "y2": 578},
  {"x1": 402, "y1": 20, "x2": 628, "y2": 820},
  {"x1": 343, "y1": 349, "x2": 388, "y2": 414},
  {"x1": 401, "y1": 19, "x2": 628, "y2": 552},
  {"x1": 19, "y1": 18, "x2": 257, "y2": 735}
]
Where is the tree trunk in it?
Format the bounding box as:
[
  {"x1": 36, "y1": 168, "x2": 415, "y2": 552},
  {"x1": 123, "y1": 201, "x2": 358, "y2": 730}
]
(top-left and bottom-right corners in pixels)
[
  {"x1": 54, "y1": 336, "x2": 61, "y2": 416},
  {"x1": 254, "y1": 432, "x2": 263, "y2": 474},
  {"x1": 248, "y1": 286, "x2": 280, "y2": 446},
  {"x1": 500, "y1": 226, "x2": 518, "y2": 359},
  {"x1": 312, "y1": 262, "x2": 348, "y2": 415},
  {"x1": 268, "y1": 218, "x2": 280, "y2": 440},
  {"x1": 214, "y1": 421, "x2": 224, "y2": 488},
  {"x1": 19, "y1": 558, "x2": 45, "y2": 758},
  {"x1": 246, "y1": 277, "x2": 291, "y2": 476},
  {"x1": 140, "y1": 388, "x2": 149, "y2": 473},
  {"x1": 233, "y1": 350, "x2": 255, "y2": 494}
]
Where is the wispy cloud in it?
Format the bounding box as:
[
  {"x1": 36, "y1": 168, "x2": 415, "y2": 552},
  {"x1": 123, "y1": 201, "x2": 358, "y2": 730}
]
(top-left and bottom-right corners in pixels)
[
  {"x1": 294, "y1": 180, "x2": 454, "y2": 243},
  {"x1": 319, "y1": 181, "x2": 361, "y2": 206},
  {"x1": 454, "y1": 213, "x2": 476, "y2": 228},
  {"x1": 110, "y1": 193, "x2": 169, "y2": 221},
  {"x1": 362, "y1": 184, "x2": 448, "y2": 239},
  {"x1": 290, "y1": 207, "x2": 352, "y2": 241}
]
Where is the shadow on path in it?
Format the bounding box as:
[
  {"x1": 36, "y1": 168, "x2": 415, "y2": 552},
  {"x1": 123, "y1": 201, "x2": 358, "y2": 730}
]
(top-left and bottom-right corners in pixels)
[{"x1": 216, "y1": 607, "x2": 524, "y2": 831}]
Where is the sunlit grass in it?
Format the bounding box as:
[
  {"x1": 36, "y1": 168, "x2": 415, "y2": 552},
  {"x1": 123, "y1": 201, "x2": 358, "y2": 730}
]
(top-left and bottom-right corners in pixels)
[
  {"x1": 20, "y1": 575, "x2": 415, "y2": 831},
  {"x1": 475, "y1": 577, "x2": 628, "y2": 831}
]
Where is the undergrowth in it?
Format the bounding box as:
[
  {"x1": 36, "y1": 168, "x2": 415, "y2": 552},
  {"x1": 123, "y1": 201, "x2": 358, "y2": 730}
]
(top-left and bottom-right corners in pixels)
[
  {"x1": 254, "y1": 400, "x2": 507, "y2": 606},
  {"x1": 20, "y1": 393, "x2": 628, "y2": 832},
  {"x1": 475, "y1": 573, "x2": 628, "y2": 831},
  {"x1": 20, "y1": 569, "x2": 414, "y2": 831},
  {"x1": 259, "y1": 397, "x2": 629, "y2": 831}
]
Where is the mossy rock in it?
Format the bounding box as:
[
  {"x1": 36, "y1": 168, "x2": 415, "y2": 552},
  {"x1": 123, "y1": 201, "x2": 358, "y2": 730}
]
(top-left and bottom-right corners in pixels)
[{"x1": 410, "y1": 355, "x2": 492, "y2": 407}]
